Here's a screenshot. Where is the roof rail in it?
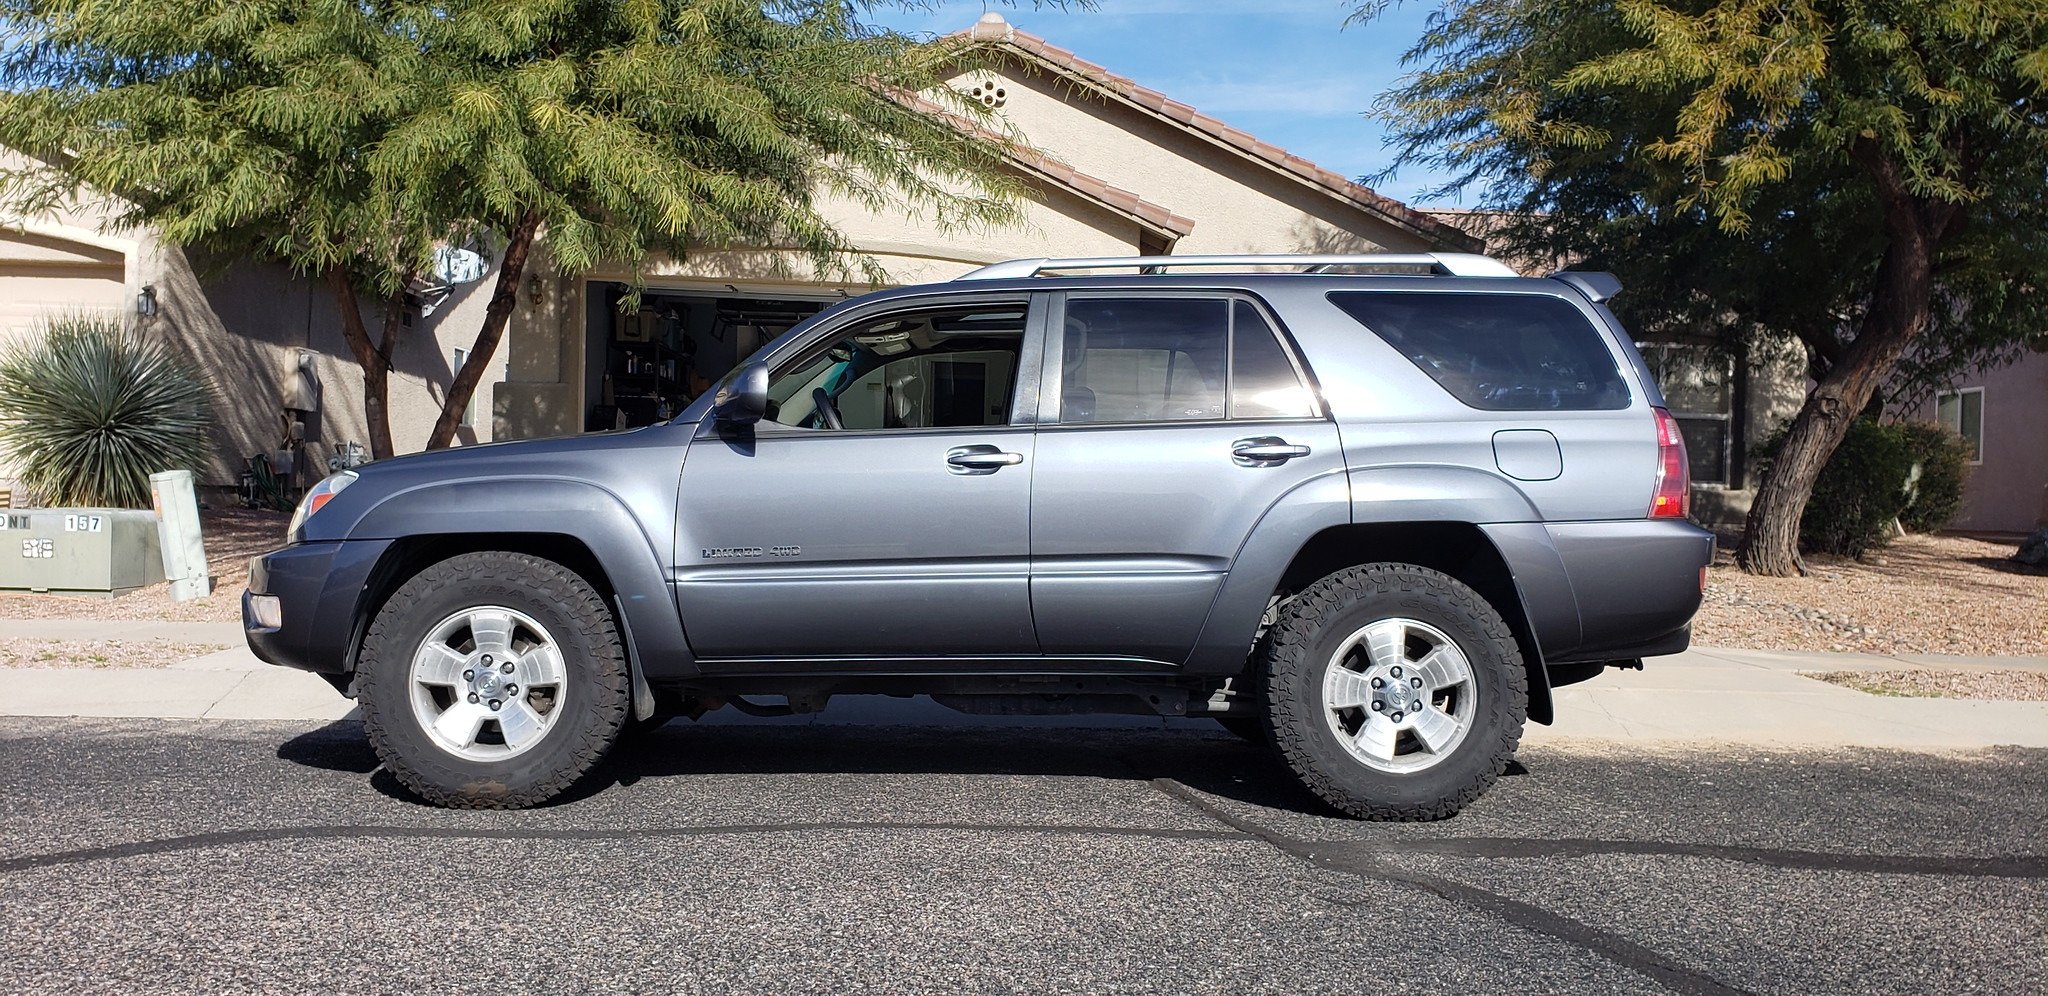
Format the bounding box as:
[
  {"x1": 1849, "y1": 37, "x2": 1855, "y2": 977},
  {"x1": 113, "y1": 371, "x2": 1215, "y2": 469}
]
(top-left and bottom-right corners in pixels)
[{"x1": 955, "y1": 252, "x2": 1519, "y2": 281}]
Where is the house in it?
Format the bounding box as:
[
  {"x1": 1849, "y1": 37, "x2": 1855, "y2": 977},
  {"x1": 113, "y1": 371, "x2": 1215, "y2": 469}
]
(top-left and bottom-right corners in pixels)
[
  {"x1": 1893, "y1": 349, "x2": 2048, "y2": 533},
  {"x1": 2, "y1": 11, "x2": 1477, "y2": 503}
]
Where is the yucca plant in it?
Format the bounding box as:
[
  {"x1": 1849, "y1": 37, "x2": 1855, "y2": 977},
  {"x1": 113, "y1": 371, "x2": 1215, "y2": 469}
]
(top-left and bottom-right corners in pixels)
[{"x1": 0, "y1": 315, "x2": 215, "y2": 509}]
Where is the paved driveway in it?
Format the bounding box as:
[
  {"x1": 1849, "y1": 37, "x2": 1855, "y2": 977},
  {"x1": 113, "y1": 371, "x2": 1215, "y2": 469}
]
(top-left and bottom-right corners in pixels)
[{"x1": 0, "y1": 717, "x2": 2041, "y2": 994}]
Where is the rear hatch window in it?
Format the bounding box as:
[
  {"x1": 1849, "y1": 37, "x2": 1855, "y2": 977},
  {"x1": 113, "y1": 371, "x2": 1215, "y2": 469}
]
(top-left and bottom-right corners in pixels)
[{"x1": 1327, "y1": 292, "x2": 1630, "y2": 411}]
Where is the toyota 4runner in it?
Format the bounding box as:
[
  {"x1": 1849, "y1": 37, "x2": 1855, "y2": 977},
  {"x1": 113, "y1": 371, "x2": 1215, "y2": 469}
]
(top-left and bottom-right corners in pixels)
[{"x1": 245, "y1": 253, "x2": 1713, "y2": 819}]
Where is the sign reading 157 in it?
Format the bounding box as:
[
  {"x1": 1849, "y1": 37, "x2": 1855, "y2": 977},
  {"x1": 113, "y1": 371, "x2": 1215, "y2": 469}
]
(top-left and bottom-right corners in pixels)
[{"x1": 63, "y1": 515, "x2": 104, "y2": 533}]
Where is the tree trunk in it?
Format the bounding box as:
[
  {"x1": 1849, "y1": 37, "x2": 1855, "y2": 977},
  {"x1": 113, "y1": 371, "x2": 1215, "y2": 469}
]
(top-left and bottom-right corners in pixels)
[
  {"x1": 1736, "y1": 145, "x2": 1958, "y2": 576},
  {"x1": 425, "y1": 208, "x2": 542, "y2": 450},
  {"x1": 326, "y1": 265, "x2": 395, "y2": 460}
]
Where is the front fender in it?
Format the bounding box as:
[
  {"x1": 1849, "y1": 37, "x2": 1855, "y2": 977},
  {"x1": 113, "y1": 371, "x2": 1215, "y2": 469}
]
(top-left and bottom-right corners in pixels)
[{"x1": 348, "y1": 478, "x2": 694, "y2": 678}]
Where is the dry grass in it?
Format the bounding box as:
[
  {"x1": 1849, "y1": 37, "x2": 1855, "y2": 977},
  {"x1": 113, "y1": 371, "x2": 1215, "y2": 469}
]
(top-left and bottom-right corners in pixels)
[
  {"x1": 0, "y1": 506, "x2": 288, "y2": 623},
  {"x1": 0, "y1": 638, "x2": 229, "y2": 669},
  {"x1": 1694, "y1": 533, "x2": 2048, "y2": 657}
]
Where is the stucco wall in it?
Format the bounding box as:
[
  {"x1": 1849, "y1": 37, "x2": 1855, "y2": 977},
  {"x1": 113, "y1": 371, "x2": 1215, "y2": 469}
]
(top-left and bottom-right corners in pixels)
[
  {"x1": 962, "y1": 62, "x2": 1434, "y2": 256},
  {"x1": 1896, "y1": 349, "x2": 2048, "y2": 533},
  {"x1": 1, "y1": 153, "x2": 508, "y2": 499}
]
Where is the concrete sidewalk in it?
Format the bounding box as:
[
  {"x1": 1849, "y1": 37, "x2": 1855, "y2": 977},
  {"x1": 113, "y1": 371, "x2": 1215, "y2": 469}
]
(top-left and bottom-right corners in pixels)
[{"x1": 0, "y1": 636, "x2": 2043, "y2": 747}]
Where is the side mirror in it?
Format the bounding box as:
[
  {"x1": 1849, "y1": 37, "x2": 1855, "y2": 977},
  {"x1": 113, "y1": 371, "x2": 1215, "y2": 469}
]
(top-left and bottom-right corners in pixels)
[{"x1": 712, "y1": 361, "x2": 769, "y2": 424}]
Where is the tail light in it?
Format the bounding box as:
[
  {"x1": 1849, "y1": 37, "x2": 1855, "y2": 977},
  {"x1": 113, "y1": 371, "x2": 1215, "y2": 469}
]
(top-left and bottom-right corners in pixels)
[{"x1": 1650, "y1": 407, "x2": 1690, "y2": 519}]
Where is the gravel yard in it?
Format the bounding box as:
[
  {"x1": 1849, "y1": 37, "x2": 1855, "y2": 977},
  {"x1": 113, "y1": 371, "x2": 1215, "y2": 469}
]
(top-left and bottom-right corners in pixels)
[
  {"x1": 1804, "y1": 668, "x2": 2048, "y2": 701},
  {"x1": 0, "y1": 505, "x2": 287, "y2": 624},
  {"x1": 1692, "y1": 533, "x2": 2047, "y2": 657},
  {"x1": 0, "y1": 639, "x2": 229, "y2": 669}
]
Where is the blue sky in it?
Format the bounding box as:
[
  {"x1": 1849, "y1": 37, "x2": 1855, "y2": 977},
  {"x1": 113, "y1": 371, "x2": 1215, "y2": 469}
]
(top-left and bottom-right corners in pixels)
[{"x1": 873, "y1": 1, "x2": 1462, "y2": 207}]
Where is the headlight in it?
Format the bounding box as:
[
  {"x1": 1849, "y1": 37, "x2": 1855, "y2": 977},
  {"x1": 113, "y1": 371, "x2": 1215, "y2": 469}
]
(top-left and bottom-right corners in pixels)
[{"x1": 289, "y1": 470, "x2": 359, "y2": 538}]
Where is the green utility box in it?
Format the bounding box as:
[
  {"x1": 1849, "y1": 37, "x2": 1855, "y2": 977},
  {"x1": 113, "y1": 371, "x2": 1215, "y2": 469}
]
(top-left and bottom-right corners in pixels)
[{"x1": 0, "y1": 508, "x2": 165, "y2": 597}]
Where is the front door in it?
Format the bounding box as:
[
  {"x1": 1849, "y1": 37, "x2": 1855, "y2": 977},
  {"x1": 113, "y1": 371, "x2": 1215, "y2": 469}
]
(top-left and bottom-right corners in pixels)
[
  {"x1": 1029, "y1": 293, "x2": 1342, "y2": 664},
  {"x1": 674, "y1": 296, "x2": 1042, "y2": 664}
]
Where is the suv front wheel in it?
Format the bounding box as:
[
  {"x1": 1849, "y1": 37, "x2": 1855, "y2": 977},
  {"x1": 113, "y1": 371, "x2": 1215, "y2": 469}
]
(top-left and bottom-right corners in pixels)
[
  {"x1": 1262, "y1": 563, "x2": 1527, "y2": 820},
  {"x1": 356, "y1": 551, "x2": 631, "y2": 809}
]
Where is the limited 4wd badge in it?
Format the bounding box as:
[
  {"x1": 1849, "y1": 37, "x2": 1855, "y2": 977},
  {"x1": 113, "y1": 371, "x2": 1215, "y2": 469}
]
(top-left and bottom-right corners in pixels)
[{"x1": 702, "y1": 545, "x2": 800, "y2": 559}]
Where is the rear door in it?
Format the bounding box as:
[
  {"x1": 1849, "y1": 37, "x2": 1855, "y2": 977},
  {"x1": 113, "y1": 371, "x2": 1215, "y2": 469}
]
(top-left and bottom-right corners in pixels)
[{"x1": 1028, "y1": 292, "x2": 1343, "y2": 664}]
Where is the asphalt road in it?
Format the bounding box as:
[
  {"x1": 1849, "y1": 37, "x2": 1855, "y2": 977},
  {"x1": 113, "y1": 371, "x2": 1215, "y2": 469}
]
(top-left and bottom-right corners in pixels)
[{"x1": 0, "y1": 715, "x2": 2041, "y2": 995}]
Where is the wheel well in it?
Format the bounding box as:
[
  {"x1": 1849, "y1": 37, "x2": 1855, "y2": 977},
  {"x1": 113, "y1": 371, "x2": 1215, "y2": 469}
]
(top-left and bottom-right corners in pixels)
[
  {"x1": 1273, "y1": 522, "x2": 1554, "y2": 724},
  {"x1": 345, "y1": 534, "x2": 619, "y2": 677}
]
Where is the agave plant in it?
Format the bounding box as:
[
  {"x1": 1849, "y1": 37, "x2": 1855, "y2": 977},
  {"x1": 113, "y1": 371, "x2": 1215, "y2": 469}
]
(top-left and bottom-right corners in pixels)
[{"x1": 0, "y1": 315, "x2": 215, "y2": 509}]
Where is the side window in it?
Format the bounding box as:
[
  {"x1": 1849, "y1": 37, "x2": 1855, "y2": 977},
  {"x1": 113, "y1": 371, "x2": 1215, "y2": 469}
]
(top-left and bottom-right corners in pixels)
[
  {"x1": 765, "y1": 304, "x2": 1025, "y2": 430},
  {"x1": 1231, "y1": 301, "x2": 1317, "y2": 418},
  {"x1": 1327, "y1": 291, "x2": 1630, "y2": 411},
  {"x1": 1059, "y1": 297, "x2": 1317, "y2": 424}
]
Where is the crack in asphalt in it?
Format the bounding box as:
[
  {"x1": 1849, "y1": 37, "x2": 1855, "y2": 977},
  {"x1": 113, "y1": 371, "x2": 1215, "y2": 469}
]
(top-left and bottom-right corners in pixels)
[
  {"x1": 1148, "y1": 777, "x2": 1759, "y2": 996},
  {"x1": 0, "y1": 822, "x2": 1249, "y2": 874},
  {"x1": 1368, "y1": 836, "x2": 2048, "y2": 878}
]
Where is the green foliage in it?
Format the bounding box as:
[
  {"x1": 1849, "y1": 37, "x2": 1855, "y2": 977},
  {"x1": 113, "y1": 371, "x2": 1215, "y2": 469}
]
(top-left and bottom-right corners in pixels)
[
  {"x1": 1896, "y1": 420, "x2": 1975, "y2": 533},
  {"x1": 0, "y1": 315, "x2": 215, "y2": 509},
  {"x1": 1360, "y1": 0, "x2": 2048, "y2": 392},
  {"x1": 1755, "y1": 417, "x2": 1974, "y2": 555},
  {"x1": 0, "y1": 1, "x2": 1029, "y2": 296},
  {"x1": 1757, "y1": 418, "x2": 1913, "y2": 557}
]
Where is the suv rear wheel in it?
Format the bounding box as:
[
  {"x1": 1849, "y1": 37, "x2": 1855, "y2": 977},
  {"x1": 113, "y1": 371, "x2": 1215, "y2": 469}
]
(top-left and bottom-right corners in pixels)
[
  {"x1": 1261, "y1": 563, "x2": 1526, "y2": 820},
  {"x1": 356, "y1": 551, "x2": 630, "y2": 808}
]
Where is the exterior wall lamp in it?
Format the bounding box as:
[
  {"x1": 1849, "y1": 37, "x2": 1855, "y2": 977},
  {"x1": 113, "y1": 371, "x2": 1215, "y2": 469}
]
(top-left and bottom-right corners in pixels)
[{"x1": 136, "y1": 285, "x2": 158, "y2": 318}]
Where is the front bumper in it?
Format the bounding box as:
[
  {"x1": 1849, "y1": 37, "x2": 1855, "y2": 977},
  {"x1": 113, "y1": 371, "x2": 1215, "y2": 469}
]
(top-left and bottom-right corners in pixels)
[{"x1": 243, "y1": 539, "x2": 390, "y2": 674}]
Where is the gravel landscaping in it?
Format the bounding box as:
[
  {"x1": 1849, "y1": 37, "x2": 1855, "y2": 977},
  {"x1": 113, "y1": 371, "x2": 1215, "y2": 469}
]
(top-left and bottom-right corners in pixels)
[
  {"x1": 0, "y1": 638, "x2": 229, "y2": 669},
  {"x1": 1804, "y1": 668, "x2": 2048, "y2": 701},
  {"x1": 0, "y1": 505, "x2": 288, "y2": 624},
  {"x1": 1692, "y1": 533, "x2": 2047, "y2": 657}
]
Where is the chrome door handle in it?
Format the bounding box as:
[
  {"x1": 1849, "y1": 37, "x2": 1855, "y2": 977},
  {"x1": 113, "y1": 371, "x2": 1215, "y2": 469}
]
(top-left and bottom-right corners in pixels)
[
  {"x1": 947, "y1": 446, "x2": 1024, "y2": 474},
  {"x1": 1232, "y1": 437, "x2": 1310, "y2": 466}
]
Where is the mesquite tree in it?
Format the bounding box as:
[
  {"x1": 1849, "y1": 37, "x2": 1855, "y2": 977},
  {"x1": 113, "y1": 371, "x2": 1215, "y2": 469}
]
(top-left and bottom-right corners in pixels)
[
  {"x1": 1357, "y1": 0, "x2": 2048, "y2": 576},
  {"x1": 1, "y1": 0, "x2": 1028, "y2": 457}
]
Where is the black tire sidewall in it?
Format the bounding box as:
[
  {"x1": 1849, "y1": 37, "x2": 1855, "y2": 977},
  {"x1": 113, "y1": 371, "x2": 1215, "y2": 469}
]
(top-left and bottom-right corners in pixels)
[
  {"x1": 357, "y1": 553, "x2": 628, "y2": 807},
  {"x1": 1265, "y1": 566, "x2": 1525, "y2": 818}
]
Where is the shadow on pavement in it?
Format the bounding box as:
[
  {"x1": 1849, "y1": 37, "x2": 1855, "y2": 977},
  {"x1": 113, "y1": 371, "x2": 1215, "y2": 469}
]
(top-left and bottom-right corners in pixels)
[{"x1": 276, "y1": 715, "x2": 1364, "y2": 815}]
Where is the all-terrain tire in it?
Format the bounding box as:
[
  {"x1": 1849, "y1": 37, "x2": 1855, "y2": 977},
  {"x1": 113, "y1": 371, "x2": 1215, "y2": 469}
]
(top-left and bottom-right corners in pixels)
[
  {"x1": 1262, "y1": 563, "x2": 1526, "y2": 821},
  {"x1": 356, "y1": 551, "x2": 630, "y2": 809}
]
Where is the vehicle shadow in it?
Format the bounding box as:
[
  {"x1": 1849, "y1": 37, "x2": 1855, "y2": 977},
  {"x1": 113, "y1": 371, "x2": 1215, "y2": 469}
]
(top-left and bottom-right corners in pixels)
[{"x1": 277, "y1": 715, "x2": 1348, "y2": 816}]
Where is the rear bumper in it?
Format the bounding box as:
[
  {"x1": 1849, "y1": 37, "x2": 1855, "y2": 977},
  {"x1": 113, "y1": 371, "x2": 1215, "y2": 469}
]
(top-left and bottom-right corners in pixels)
[
  {"x1": 1544, "y1": 519, "x2": 1713, "y2": 663},
  {"x1": 243, "y1": 539, "x2": 390, "y2": 674}
]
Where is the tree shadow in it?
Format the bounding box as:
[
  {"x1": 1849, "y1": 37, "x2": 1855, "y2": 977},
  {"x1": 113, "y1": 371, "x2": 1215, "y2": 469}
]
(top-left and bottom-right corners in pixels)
[{"x1": 1965, "y1": 556, "x2": 2047, "y2": 577}]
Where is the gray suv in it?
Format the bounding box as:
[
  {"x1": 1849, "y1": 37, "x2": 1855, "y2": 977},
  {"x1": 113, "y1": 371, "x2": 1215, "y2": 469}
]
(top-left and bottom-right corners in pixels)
[{"x1": 245, "y1": 253, "x2": 1712, "y2": 819}]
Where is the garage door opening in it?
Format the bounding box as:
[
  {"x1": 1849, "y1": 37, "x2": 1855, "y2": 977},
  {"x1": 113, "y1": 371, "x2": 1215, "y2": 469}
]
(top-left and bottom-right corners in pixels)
[{"x1": 582, "y1": 282, "x2": 832, "y2": 432}]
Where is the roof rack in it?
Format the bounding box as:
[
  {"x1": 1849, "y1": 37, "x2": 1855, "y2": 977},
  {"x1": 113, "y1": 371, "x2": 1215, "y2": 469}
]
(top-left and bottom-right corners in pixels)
[{"x1": 955, "y1": 253, "x2": 1519, "y2": 281}]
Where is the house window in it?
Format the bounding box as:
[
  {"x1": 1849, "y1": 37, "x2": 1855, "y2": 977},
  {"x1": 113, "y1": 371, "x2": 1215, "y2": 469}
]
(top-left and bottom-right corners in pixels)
[
  {"x1": 452, "y1": 347, "x2": 475, "y2": 428},
  {"x1": 1936, "y1": 387, "x2": 1984, "y2": 463},
  {"x1": 1637, "y1": 343, "x2": 1733, "y2": 485}
]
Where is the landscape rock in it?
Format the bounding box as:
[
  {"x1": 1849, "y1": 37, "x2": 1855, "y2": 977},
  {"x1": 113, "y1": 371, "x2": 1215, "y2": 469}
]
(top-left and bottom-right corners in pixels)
[{"x1": 2016, "y1": 527, "x2": 2048, "y2": 567}]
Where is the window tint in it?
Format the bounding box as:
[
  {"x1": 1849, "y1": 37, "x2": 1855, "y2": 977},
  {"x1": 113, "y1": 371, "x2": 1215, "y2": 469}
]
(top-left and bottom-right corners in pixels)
[
  {"x1": 1060, "y1": 298, "x2": 1228, "y2": 423},
  {"x1": 1058, "y1": 297, "x2": 1318, "y2": 424},
  {"x1": 1327, "y1": 292, "x2": 1629, "y2": 411},
  {"x1": 1231, "y1": 301, "x2": 1316, "y2": 418},
  {"x1": 766, "y1": 304, "x2": 1023, "y2": 430}
]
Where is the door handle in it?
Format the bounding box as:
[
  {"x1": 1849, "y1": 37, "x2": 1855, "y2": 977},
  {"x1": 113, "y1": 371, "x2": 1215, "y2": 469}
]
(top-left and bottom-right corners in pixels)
[
  {"x1": 947, "y1": 445, "x2": 1025, "y2": 474},
  {"x1": 1232, "y1": 437, "x2": 1311, "y2": 466}
]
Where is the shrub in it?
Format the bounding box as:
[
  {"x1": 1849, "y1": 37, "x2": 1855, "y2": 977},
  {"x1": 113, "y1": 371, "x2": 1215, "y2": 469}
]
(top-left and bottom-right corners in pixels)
[
  {"x1": 1756, "y1": 418, "x2": 1915, "y2": 559},
  {"x1": 1896, "y1": 421, "x2": 1976, "y2": 533},
  {"x1": 0, "y1": 315, "x2": 215, "y2": 508}
]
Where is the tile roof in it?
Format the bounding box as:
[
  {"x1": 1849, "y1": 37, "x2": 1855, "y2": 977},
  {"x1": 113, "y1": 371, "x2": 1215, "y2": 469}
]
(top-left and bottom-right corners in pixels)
[{"x1": 951, "y1": 14, "x2": 1482, "y2": 254}]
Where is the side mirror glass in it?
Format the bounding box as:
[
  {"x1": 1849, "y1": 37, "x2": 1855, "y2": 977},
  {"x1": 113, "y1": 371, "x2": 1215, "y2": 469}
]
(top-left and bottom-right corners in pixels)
[{"x1": 713, "y1": 361, "x2": 769, "y2": 424}]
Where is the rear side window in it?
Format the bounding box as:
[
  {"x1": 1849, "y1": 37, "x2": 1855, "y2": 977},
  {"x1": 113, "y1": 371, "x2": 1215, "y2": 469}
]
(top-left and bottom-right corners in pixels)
[{"x1": 1327, "y1": 292, "x2": 1630, "y2": 411}]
